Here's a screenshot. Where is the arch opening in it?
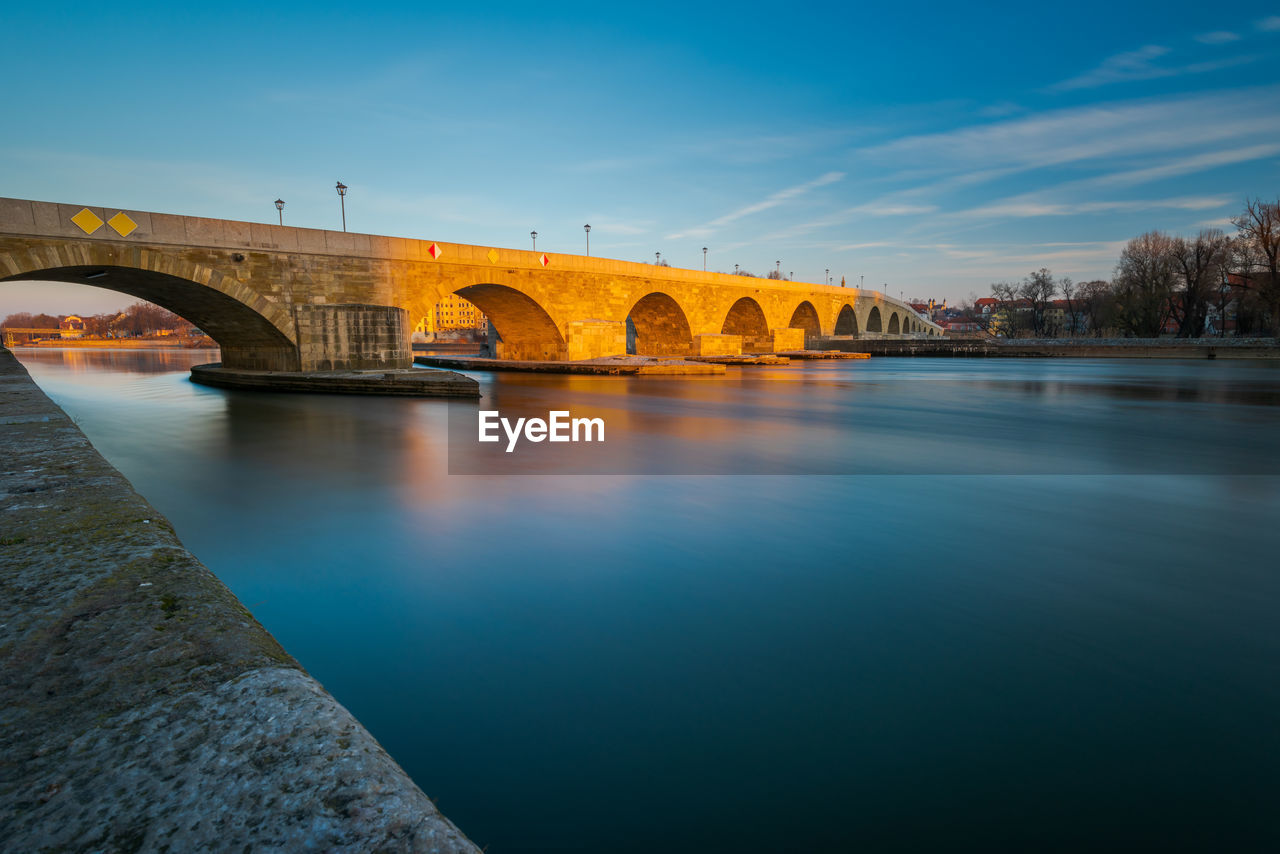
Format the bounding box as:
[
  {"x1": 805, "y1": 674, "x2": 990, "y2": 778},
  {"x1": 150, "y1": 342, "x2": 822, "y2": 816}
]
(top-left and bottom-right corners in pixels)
[
  {"x1": 788, "y1": 301, "x2": 821, "y2": 345},
  {"x1": 721, "y1": 297, "x2": 771, "y2": 353},
  {"x1": 866, "y1": 305, "x2": 883, "y2": 333},
  {"x1": 627, "y1": 292, "x2": 693, "y2": 357},
  {"x1": 2, "y1": 264, "x2": 299, "y2": 371},
  {"x1": 888, "y1": 312, "x2": 900, "y2": 335},
  {"x1": 453, "y1": 283, "x2": 565, "y2": 361},
  {"x1": 415, "y1": 292, "x2": 487, "y2": 352},
  {"x1": 834, "y1": 304, "x2": 859, "y2": 336}
]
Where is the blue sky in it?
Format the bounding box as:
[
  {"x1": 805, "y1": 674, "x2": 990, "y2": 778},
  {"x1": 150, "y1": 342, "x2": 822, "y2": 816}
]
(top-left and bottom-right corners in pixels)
[{"x1": 3, "y1": 0, "x2": 1279, "y2": 314}]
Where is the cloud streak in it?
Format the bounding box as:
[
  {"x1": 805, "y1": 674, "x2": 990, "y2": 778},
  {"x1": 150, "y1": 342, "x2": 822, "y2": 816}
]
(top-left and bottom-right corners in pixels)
[{"x1": 666, "y1": 171, "x2": 845, "y2": 239}]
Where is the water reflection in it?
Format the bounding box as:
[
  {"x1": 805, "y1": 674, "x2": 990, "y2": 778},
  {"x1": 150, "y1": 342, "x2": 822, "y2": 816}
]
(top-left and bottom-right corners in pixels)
[{"x1": 15, "y1": 348, "x2": 1280, "y2": 853}]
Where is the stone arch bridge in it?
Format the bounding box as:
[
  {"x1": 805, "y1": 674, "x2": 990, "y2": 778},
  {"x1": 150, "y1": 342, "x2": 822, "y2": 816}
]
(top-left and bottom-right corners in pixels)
[{"x1": 0, "y1": 197, "x2": 941, "y2": 371}]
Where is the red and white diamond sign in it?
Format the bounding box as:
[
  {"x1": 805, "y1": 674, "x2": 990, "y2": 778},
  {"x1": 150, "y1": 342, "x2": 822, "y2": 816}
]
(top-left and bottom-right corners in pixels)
[
  {"x1": 428, "y1": 243, "x2": 442, "y2": 260},
  {"x1": 539, "y1": 253, "x2": 549, "y2": 267}
]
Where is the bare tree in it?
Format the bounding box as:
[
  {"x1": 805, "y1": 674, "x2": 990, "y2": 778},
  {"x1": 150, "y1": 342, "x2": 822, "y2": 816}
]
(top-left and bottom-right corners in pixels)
[
  {"x1": 1077, "y1": 280, "x2": 1116, "y2": 337},
  {"x1": 1113, "y1": 231, "x2": 1177, "y2": 337},
  {"x1": 1170, "y1": 228, "x2": 1230, "y2": 338},
  {"x1": 1059, "y1": 277, "x2": 1083, "y2": 336},
  {"x1": 1020, "y1": 268, "x2": 1057, "y2": 337},
  {"x1": 989, "y1": 281, "x2": 1025, "y2": 337},
  {"x1": 1232, "y1": 197, "x2": 1280, "y2": 335}
]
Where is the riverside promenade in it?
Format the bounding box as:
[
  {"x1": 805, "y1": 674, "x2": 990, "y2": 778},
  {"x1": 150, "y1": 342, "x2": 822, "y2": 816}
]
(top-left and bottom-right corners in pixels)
[{"x1": 0, "y1": 348, "x2": 478, "y2": 852}]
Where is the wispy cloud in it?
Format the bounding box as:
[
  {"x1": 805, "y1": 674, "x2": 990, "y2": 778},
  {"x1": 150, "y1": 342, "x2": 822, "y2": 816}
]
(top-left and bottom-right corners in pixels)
[
  {"x1": 1050, "y1": 45, "x2": 1173, "y2": 91},
  {"x1": 666, "y1": 171, "x2": 844, "y2": 239},
  {"x1": 952, "y1": 196, "x2": 1228, "y2": 220},
  {"x1": 860, "y1": 87, "x2": 1280, "y2": 179},
  {"x1": 1086, "y1": 143, "x2": 1280, "y2": 187},
  {"x1": 1196, "y1": 31, "x2": 1241, "y2": 44},
  {"x1": 1258, "y1": 16, "x2": 1280, "y2": 31},
  {"x1": 1048, "y1": 44, "x2": 1259, "y2": 91}
]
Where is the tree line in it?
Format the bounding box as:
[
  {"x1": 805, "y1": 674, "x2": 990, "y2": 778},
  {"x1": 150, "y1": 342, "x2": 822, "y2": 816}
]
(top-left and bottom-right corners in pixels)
[
  {"x1": 2, "y1": 302, "x2": 189, "y2": 337},
  {"x1": 965, "y1": 197, "x2": 1280, "y2": 338}
]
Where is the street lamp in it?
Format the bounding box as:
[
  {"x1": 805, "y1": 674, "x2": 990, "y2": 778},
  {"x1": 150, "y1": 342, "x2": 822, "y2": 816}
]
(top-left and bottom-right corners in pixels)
[
  {"x1": 825, "y1": 268, "x2": 830, "y2": 286},
  {"x1": 655, "y1": 251, "x2": 661, "y2": 265},
  {"x1": 702, "y1": 247, "x2": 707, "y2": 271},
  {"x1": 274, "y1": 198, "x2": 284, "y2": 226},
  {"x1": 531, "y1": 231, "x2": 537, "y2": 250},
  {"x1": 335, "y1": 181, "x2": 348, "y2": 232},
  {"x1": 776, "y1": 260, "x2": 781, "y2": 278},
  {"x1": 584, "y1": 224, "x2": 591, "y2": 256},
  {"x1": 860, "y1": 275, "x2": 864, "y2": 288},
  {"x1": 734, "y1": 264, "x2": 739, "y2": 274}
]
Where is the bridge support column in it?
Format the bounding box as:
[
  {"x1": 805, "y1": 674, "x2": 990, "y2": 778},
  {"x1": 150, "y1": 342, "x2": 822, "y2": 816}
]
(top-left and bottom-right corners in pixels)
[
  {"x1": 564, "y1": 319, "x2": 627, "y2": 361},
  {"x1": 292, "y1": 304, "x2": 411, "y2": 372},
  {"x1": 771, "y1": 327, "x2": 805, "y2": 352},
  {"x1": 693, "y1": 334, "x2": 742, "y2": 357}
]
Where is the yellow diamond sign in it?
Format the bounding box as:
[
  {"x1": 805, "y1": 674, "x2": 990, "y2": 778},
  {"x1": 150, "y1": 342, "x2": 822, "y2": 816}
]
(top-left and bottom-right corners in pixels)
[
  {"x1": 107, "y1": 212, "x2": 138, "y2": 237},
  {"x1": 487, "y1": 248, "x2": 499, "y2": 263},
  {"x1": 71, "y1": 208, "x2": 104, "y2": 234}
]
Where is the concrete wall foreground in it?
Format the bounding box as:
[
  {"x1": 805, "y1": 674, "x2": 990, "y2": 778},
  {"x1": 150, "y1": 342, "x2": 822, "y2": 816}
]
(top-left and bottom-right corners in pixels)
[{"x1": 0, "y1": 348, "x2": 479, "y2": 853}]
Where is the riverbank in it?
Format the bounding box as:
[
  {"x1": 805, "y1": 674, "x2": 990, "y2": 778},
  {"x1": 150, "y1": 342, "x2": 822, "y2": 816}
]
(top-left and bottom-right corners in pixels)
[
  {"x1": 11, "y1": 337, "x2": 216, "y2": 349},
  {"x1": 820, "y1": 336, "x2": 1280, "y2": 358},
  {"x1": 0, "y1": 347, "x2": 478, "y2": 852}
]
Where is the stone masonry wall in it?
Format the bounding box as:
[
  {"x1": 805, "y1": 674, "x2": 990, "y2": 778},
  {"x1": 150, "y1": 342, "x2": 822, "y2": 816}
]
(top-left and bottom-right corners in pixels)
[
  {"x1": 0, "y1": 348, "x2": 477, "y2": 852},
  {"x1": 293, "y1": 304, "x2": 412, "y2": 371}
]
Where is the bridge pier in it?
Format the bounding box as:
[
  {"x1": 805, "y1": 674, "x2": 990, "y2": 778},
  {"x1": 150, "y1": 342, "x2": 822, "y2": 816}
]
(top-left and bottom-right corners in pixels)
[
  {"x1": 565, "y1": 319, "x2": 627, "y2": 360},
  {"x1": 771, "y1": 327, "x2": 805, "y2": 352},
  {"x1": 292, "y1": 304, "x2": 411, "y2": 371},
  {"x1": 694, "y1": 333, "x2": 742, "y2": 356}
]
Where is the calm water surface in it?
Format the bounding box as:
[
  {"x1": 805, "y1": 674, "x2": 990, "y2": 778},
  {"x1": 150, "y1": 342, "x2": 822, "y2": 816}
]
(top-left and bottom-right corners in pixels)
[{"x1": 16, "y1": 348, "x2": 1280, "y2": 852}]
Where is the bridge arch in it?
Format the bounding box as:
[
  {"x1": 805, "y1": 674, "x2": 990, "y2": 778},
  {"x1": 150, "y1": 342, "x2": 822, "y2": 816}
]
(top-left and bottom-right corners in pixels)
[
  {"x1": 626, "y1": 292, "x2": 693, "y2": 357},
  {"x1": 452, "y1": 282, "x2": 566, "y2": 360},
  {"x1": 0, "y1": 244, "x2": 299, "y2": 370},
  {"x1": 788, "y1": 301, "x2": 821, "y2": 342},
  {"x1": 721, "y1": 297, "x2": 771, "y2": 353},
  {"x1": 866, "y1": 305, "x2": 883, "y2": 333},
  {"x1": 887, "y1": 312, "x2": 900, "y2": 335},
  {"x1": 834, "y1": 304, "x2": 859, "y2": 336}
]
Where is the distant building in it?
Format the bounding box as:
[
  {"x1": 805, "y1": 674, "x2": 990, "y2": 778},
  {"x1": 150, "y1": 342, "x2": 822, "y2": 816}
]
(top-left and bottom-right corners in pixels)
[
  {"x1": 417, "y1": 293, "x2": 488, "y2": 335},
  {"x1": 59, "y1": 315, "x2": 86, "y2": 339}
]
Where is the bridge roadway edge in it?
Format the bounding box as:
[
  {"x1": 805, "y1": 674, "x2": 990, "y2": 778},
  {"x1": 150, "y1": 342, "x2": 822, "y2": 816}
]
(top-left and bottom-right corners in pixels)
[{"x1": 0, "y1": 347, "x2": 480, "y2": 853}]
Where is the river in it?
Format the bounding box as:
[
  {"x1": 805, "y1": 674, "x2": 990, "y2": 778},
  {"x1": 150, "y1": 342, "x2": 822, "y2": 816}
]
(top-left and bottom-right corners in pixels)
[{"x1": 14, "y1": 348, "x2": 1280, "y2": 852}]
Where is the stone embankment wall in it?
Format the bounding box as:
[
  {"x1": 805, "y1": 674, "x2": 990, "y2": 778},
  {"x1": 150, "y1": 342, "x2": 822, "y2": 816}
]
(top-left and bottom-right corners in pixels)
[
  {"x1": 0, "y1": 348, "x2": 478, "y2": 853},
  {"x1": 820, "y1": 336, "x2": 1280, "y2": 358}
]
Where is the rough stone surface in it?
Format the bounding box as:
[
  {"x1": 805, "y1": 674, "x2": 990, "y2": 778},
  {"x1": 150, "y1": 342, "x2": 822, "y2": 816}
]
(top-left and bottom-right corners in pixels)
[{"x1": 0, "y1": 349, "x2": 479, "y2": 853}]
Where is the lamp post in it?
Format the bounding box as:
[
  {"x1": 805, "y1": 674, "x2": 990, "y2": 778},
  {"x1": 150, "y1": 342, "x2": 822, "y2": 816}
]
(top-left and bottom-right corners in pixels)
[
  {"x1": 825, "y1": 268, "x2": 830, "y2": 286},
  {"x1": 584, "y1": 224, "x2": 591, "y2": 256},
  {"x1": 335, "y1": 182, "x2": 348, "y2": 232},
  {"x1": 860, "y1": 275, "x2": 864, "y2": 288},
  {"x1": 655, "y1": 251, "x2": 661, "y2": 265},
  {"x1": 531, "y1": 231, "x2": 537, "y2": 250},
  {"x1": 702, "y1": 247, "x2": 707, "y2": 271},
  {"x1": 789, "y1": 271, "x2": 793, "y2": 281},
  {"x1": 274, "y1": 198, "x2": 284, "y2": 226},
  {"x1": 734, "y1": 264, "x2": 739, "y2": 275},
  {"x1": 776, "y1": 260, "x2": 781, "y2": 278}
]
